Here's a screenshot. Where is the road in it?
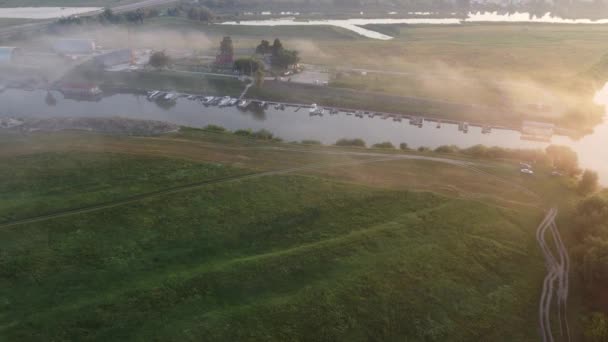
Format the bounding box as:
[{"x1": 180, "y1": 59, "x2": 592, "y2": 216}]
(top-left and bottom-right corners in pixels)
[
  {"x1": 0, "y1": 0, "x2": 178, "y2": 38},
  {"x1": 536, "y1": 208, "x2": 571, "y2": 342}
]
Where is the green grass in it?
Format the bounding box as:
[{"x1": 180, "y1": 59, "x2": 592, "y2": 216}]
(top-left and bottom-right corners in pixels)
[
  {"x1": 0, "y1": 152, "x2": 246, "y2": 223},
  {"x1": 0, "y1": 148, "x2": 547, "y2": 341},
  {"x1": 0, "y1": 129, "x2": 578, "y2": 341}
]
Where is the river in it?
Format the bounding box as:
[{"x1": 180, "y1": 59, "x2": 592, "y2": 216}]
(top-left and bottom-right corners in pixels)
[
  {"x1": 222, "y1": 11, "x2": 608, "y2": 40},
  {"x1": 1, "y1": 87, "x2": 606, "y2": 185}
]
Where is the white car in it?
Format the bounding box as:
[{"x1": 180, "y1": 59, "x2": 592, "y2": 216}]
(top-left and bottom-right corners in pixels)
[{"x1": 520, "y1": 168, "x2": 534, "y2": 175}]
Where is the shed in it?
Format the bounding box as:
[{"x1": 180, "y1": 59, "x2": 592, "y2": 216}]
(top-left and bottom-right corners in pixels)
[
  {"x1": 0, "y1": 47, "x2": 22, "y2": 63},
  {"x1": 53, "y1": 39, "x2": 96, "y2": 55}
]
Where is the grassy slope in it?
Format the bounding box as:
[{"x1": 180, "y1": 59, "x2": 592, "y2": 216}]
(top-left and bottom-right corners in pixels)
[{"x1": 0, "y1": 130, "x2": 581, "y2": 341}]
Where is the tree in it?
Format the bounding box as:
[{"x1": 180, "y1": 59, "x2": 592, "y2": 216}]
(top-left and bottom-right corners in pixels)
[
  {"x1": 220, "y1": 36, "x2": 234, "y2": 56},
  {"x1": 99, "y1": 8, "x2": 117, "y2": 24},
  {"x1": 546, "y1": 145, "x2": 580, "y2": 176},
  {"x1": 256, "y1": 40, "x2": 271, "y2": 54},
  {"x1": 272, "y1": 49, "x2": 300, "y2": 69},
  {"x1": 254, "y1": 69, "x2": 265, "y2": 88},
  {"x1": 579, "y1": 169, "x2": 599, "y2": 195},
  {"x1": 187, "y1": 6, "x2": 213, "y2": 22},
  {"x1": 583, "y1": 312, "x2": 608, "y2": 342},
  {"x1": 272, "y1": 38, "x2": 283, "y2": 56},
  {"x1": 126, "y1": 9, "x2": 144, "y2": 24},
  {"x1": 233, "y1": 57, "x2": 262, "y2": 75},
  {"x1": 372, "y1": 142, "x2": 395, "y2": 149},
  {"x1": 149, "y1": 51, "x2": 170, "y2": 70},
  {"x1": 399, "y1": 143, "x2": 409, "y2": 150},
  {"x1": 45, "y1": 92, "x2": 56, "y2": 106}
]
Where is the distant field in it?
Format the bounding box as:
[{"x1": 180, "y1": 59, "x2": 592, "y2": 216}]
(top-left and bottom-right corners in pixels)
[
  {"x1": 0, "y1": 18, "x2": 34, "y2": 27},
  {"x1": 0, "y1": 0, "x2": 134, "y2": 6},
  {"x1": 0, "y1": 129, "x2": 568, "y2": 341}
]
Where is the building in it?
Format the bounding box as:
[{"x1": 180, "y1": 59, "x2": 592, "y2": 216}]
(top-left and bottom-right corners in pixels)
[
  {"x1": 0, "y1": 47, "x2": 22, "y2": 63},
  {"x1": 53, "y1": 39, "x2": 96, "y2": 55},
  {"x1": 94, "y1": 49, "x2": 134, "y2": 68}
]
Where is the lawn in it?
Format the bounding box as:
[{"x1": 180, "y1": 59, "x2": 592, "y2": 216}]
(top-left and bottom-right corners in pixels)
[{"x1": 0, "y1": 136, "x2": 548, "y2": 341}]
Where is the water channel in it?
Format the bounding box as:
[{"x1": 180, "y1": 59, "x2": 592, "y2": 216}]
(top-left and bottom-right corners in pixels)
[{"x1": 1, "y1": 87, "x2": 606, "y2": 184}]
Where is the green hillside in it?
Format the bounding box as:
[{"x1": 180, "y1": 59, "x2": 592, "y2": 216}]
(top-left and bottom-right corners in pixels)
[{"x1": 0, "y1": 131, "x2": 553, "y2": 341}]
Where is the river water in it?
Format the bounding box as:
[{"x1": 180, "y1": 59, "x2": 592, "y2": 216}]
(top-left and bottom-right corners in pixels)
[
  {"x1": 1, "y1": 88, "x2": 606, "y2": 185},
  {"x1": 222, "y1": 11, "x2": 608, "y2": 40}
]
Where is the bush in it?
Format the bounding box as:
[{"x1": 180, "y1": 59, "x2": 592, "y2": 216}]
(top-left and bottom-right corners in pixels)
[
  {"x1": 234, "y1": 129, "x2": 252, "y2": 137},
  {"x1": 234, "y1": 58, "x2": 263, "y2": 75},
  {"x1": 372, "y1": 142, "x2": 395, "y2": 149},
  {"x1": 418, "y1": 147, "x2": 431, "y2": 152},
  {"x1": 335, "y1": 138, "x2": 366, "y2": 147},
  {"x1": 434, "y1": 145, "x2": 460, "y2": 154},
  {"x1": 301, "y1": 140, "x2": 322, "y2": 145},
  {"x1": 203, "y1": 125, "x2": 227, "y2": 133},
  {"x1": 149, "y1": 51, "x2": 170, "y2": 70},
  {"x1": 579, "y1": 169, "x2": 599, "y2": 195},
  {"x1": 583, "y1": 312, "x2": 608, "y2": 342},
  {"x1": 399, "y1": 143, "x2": 409, "y2": 151},
  {"x1": 252, "y1": 129, "x2": 274, "y2": 140}
]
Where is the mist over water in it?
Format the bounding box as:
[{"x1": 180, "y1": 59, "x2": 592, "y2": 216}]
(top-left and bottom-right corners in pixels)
[
  {"x1": 223, "y1": 11, "x2": 608, "y2": 39},
  {"x1": 1, "y1": 85, "x2": 606, "y2": 185}
]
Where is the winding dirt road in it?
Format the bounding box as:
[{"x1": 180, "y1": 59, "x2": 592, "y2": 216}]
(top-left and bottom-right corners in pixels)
[{"x1": 536, "y1": 208, "x2": 571, "y2": 342}]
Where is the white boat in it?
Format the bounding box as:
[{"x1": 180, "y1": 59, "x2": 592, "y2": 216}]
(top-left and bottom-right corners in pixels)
[
  {"x1": 218, "y1": 96, "x2": 231, "y2": 107},
  {"x1": 228, "y1": 98, "x2": 239, "y2": 106},
  {"x1": 309, "y1": 103, "x2": 318, "y2": 113},
  {"x1": 147, "y1": 90, "x2": 160, "y2": 100},
  {"x1": 237, "y1": 99, "x2": 250, "y2": 108},
  {"x1": 202, "y1": 96, "x2": 215, "y2": 104},
  {"x1": 163, "y1": 92, "x2": 177, "y2": 101}
]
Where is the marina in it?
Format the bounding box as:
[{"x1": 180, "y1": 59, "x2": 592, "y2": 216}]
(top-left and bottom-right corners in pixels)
[{"x1": 0, "y1": 87, "x2": 607, "y2": 184}]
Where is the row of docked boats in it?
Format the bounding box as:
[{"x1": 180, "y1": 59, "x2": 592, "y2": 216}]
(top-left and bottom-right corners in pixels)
[{"x1": 147, "y1": 91, "x2": 251, "y2": 109}]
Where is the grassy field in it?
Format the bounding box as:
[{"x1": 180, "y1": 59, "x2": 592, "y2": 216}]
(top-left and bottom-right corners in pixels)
[{"x1": 0, "y1": 129, "x2": 582, "y2": 341}]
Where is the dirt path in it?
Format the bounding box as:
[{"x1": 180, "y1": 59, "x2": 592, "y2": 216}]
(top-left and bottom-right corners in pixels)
[{"x1": 536, "y1": 208, "x2": 571, "y2": 342}]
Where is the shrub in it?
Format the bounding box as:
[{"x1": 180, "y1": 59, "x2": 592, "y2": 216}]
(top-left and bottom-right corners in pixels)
[
  {"x1": 301, "y1": 140, "x2": 322, "y2": 145},
  {"x1": 335, "y1": 138, "x2": 366, "y2": 147},
  {"x1": 372, "y1": 142, "x2": 395, "y2": 149},
  {"x1": 252, "y1": 129, "x2": 274, "y2": 140},
  {"x1": 203, "y1": 125, "x2": 227, "y2": 133},
  {"x1": 579, "y1": 169, "x2": 599, "y2": 195},
  {"x1": 234, "y1": 129, "x2": 252, "y2": 137},
  {"x1": 399, "y1": 143, "x2": 409, "y2": 151},
  {"x1": 434, "y1": 145, "x2": 460, "y2": 154}
]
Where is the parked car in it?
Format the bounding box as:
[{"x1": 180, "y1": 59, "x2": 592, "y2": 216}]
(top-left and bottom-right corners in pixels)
[{"x1": 521, "y1": 168, "x2": 534, "y2": 175}]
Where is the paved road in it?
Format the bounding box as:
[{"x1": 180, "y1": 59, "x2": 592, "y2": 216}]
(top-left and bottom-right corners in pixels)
[{"x1": 536, "y1": 208, "x2": 571, "y2": 342}]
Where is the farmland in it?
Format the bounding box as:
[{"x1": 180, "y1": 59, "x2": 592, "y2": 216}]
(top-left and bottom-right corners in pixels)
[{"x1": 0, "y1": 128, "x2": 582, "y2": 341}]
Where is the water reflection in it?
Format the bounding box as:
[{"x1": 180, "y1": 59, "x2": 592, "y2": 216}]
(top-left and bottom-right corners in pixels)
[
  {"x1": 222, "y1": 12, "x2": 608, "y2": 40},
  {"x1": 0, "y1": 88, "x2": 606, "y2": 184}
]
